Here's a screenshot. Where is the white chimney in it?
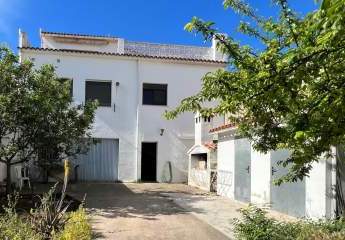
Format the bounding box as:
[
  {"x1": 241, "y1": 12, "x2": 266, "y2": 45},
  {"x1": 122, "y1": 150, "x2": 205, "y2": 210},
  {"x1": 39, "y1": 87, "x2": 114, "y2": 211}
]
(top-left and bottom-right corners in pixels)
[
  {"x1": 195, "y1": 112, "x2": 213, "y2": 145},
  {"x1": 117, "y1": 38, "x2": 125, "y2": 54},
  {"x1": 18, "y1": 29, "x2": 30, "y2": 48},
  {"x1": 212, "y1": 34, "x2": 227, "y2": 61}
]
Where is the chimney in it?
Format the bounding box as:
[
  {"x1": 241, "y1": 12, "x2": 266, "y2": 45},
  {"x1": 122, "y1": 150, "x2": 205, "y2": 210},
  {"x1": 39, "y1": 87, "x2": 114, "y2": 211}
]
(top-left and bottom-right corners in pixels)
[
  {"x1": 211, "y1": 34, "x2": 227, "y2": 61},
  {"x1": 195, "y1": 112, "x2": 213, "y2": 146},
  {"x1": 18, "y1": 29, "x2": 30, "y2": 48},
  {"x1": 117, "y1": 38, "x2": 125, "y2": 54}
]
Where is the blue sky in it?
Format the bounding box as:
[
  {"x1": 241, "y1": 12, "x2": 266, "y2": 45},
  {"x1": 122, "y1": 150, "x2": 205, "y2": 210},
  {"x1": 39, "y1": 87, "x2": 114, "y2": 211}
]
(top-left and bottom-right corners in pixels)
[{"x1": 0, "y1": 0, "x2": 318, "y2": 52}]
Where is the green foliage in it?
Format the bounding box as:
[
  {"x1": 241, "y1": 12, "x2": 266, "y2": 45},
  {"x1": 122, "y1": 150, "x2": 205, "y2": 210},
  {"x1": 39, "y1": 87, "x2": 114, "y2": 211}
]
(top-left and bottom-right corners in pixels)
[
  {"x1": 29, "y1": 185, "x2": 70, "y2": 238},
  {"x1": 0, "y1": 48, "x2": 97, "y2": 193},
  {"x1": 0, "y1": 194, "x2": 42, "y2": 240},
  {"x1": 166, "y1": 0, "x2": 345, "y2": 183},
  {"x1": 53, "y1": 207, "x2": 91, "y2": 240},
  {"x1": 29, "y1": 161, "x2": 72, "y2": 239},
  {"x1": 234, "y1": 205, "x2": 345, "y2": 240},
  {"x1": 0, "y1": 164, "x2": 91, "y2": 240},
  {"x1": 0, "y1": 197, "x2": 91, "y2": 240},
  {"x1": 234, "y1": 205, "x2": 300, "y2": 240}
]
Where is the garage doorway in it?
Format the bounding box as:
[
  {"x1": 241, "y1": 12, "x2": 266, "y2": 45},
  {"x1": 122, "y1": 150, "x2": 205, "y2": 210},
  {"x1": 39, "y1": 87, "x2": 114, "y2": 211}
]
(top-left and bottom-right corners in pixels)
[
  {"x1": 74, "y1": 138, "x2": 119, "y2": 181},
  {"x1": 141, "y1": 142, "x2": 157, "y2": 182}
]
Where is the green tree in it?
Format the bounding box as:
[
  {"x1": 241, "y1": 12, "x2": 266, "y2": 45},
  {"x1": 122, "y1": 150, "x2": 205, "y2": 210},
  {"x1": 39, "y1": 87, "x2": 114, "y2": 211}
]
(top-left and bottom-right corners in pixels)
[
  {"x1": 0, "y1": 48, "x2": 97, "y2": 193},
  {"x1": 166, "y1": 0, "x2": 345, "y2": 183}
]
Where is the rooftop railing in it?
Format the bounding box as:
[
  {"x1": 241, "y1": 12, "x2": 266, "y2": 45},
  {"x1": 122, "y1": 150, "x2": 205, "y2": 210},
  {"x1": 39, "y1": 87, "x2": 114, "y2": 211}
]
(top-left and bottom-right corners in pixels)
[{"x1": 124, "y1": 41, "x2": 222, "y2": 61}]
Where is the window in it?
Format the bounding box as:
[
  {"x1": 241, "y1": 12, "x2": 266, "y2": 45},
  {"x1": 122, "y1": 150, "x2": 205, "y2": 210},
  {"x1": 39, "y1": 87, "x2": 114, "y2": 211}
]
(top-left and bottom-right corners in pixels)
[
  {"x1": 59, "y1": 78, "x2": 73, "y2": 97},
  {"x1": 85, "y1": 81, "x2": 112, "y2": 107},
  {"x1": 143, "y1": 83, "x2": 167, "y2": 106}
]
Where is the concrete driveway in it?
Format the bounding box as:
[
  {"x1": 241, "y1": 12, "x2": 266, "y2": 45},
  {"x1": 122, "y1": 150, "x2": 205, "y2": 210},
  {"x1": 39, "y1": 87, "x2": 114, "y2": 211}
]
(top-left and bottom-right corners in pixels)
[{"x1": 70, "y1": 183, "x2": 231, "y2": 240}]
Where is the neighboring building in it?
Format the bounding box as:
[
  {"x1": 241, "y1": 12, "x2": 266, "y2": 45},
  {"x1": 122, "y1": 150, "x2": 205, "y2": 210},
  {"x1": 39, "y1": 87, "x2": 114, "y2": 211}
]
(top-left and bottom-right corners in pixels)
[
  {"x1": 189, "y1": 116, "x2": 340, "y2": 219},
  {"x1": 16, "y1": 29, "x2": 227, "y2": 183}
]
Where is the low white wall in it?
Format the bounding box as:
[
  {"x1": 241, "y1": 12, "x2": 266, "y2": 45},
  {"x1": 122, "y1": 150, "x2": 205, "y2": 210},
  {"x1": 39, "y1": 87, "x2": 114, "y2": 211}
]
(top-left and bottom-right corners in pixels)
[
  {"x1": 216, "y1": 134, "x2": 336, "y2": 219},
  {"x1": 251, "y1": 149, "x2": 271, "y2": 206},
  {"x1": 189, "y1": 168, "x2": 210, "y2": 191},
  {"x1": 217, "y1": 140, "x2": 235, "y2": 199},
  {"x1": 305, "y1": 154, "x2": 336, "y2": 219}
]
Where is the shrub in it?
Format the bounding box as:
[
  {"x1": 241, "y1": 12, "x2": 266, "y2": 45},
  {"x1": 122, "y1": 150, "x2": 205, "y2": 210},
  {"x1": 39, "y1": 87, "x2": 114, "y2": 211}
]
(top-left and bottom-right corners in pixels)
[
  {"x1": 29, "y1": 184, "x2": 70, "y2": 238},
  {"x1": 233, "y1": 205, "x2": 300, "y2": 240},
  {"x1": 297, "y1": 219, "x2": 345, "y2": 240},
  {"x1": 234, "y1": 205, "x2": 345, "y2": 240},
  {"x1": 29, "y1": 161, "x2": 72, "y2": 239},
  {"x1": 0, "y1": 161, "x2": 91, "y2": 240},
  {"x1": 0, "y1": 194, "x2": 42, "y2": 240},
  {"x1": 53, "y1": 206, "x2": 92, "y2": 240}
]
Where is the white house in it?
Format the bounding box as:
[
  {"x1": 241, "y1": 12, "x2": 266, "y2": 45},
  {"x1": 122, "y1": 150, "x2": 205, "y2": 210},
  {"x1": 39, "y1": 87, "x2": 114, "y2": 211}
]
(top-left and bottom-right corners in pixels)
[
  {"x1": 4, "y1": 29, "x2": 226, "y2": 183},
  {"x1": 189, "y1": 116, "x2": 341, "y2": 219}
]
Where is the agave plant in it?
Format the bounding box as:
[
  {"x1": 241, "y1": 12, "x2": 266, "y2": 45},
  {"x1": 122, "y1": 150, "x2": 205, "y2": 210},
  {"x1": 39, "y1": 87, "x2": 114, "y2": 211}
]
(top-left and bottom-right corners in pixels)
[{"x1": 29, "y1": 160, "x2": 72, "y2": 239}]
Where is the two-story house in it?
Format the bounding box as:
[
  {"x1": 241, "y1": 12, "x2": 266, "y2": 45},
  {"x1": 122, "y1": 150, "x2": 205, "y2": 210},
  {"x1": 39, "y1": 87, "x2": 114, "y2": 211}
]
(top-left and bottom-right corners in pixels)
[{"x1": 13, "y1": 29, "x2": 226, "y2": 183}]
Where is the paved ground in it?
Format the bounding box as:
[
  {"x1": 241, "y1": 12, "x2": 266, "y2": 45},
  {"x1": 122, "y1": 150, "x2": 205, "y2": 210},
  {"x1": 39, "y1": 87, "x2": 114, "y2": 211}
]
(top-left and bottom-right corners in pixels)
[
  {"x1": 69, "y1": 183, "x2": 296, "y2": 240},
  {"x1": 69, "y1": 183, "x2": 231, "y2": 240}
]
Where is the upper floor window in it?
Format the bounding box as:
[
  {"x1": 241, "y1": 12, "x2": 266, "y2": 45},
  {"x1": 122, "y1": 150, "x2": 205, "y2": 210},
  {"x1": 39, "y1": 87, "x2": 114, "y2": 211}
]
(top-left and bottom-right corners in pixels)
[
  {"x1": 85, "y1": 81, "x2": 112, "y2": 107},
  {"x1": 58, "y1": 78, "x2": 73, "y2": 97},
  {"x1": 143, "y1": 83, "x2": 167, "y2": 106}
]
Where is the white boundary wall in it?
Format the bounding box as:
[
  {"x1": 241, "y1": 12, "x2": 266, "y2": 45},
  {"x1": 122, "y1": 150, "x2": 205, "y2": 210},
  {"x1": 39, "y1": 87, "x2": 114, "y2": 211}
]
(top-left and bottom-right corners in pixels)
[{"x1": 216, "y1": 135, "x2": 337, "y2": 219}]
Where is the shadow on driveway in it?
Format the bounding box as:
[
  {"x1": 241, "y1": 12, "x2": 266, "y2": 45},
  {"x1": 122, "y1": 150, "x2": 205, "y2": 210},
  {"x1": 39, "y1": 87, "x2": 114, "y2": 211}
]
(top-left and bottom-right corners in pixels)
[{"x1": 69, "y1": 183, "x2": 231, "y2": 240}]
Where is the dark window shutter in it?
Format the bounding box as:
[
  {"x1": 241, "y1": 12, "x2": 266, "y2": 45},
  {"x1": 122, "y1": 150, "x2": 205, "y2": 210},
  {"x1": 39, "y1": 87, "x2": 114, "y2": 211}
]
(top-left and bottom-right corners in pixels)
[
  {"x1": 85, "y1": 81, "x2": 112, "y2": 107},
  {"x1": 143, "y1": 83, "x2": 167, "y2": 106}
]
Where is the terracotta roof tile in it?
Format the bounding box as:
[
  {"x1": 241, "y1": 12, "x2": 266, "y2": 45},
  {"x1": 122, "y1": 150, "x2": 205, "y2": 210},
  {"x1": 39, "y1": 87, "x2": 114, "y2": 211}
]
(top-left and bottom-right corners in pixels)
[
  {"x1": 20, "y1": 47, "x2": 227, "y2": 64},
  {"x1": 209, "y1": 123, "x2": 237, "y2": 133},
  {"x1": 203, "y1": 142, "x2": 217, "y2": 150}
]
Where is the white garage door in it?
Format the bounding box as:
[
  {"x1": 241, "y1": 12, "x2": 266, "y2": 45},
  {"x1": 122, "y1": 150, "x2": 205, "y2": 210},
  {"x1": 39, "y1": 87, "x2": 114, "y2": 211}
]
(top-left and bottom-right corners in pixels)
[{"x1": 74, "y1": 139, "x2": 119, "y2": 181}]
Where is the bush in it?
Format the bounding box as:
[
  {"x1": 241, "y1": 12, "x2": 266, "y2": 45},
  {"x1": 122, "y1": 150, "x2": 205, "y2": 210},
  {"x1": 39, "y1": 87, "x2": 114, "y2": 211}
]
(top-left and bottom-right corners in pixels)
[
  {"x1": 234, "y1": 205, "x2": 345, "y2": 240},
  {"x1": 0, "y1": 162, "x2": 92, "y2": 240},
  {"x1": 0, "y1": 215, "x2": 42, "y2": 240},
  {"x1": 0, "y1": 195, "x2": 42, "y2": 240},
  {"x1": 53, "y1": 206, "x2": 92, "y2": 240},
  {"x1": 29, "y1": 184, "x2": 70, "y2": 238},
  {"x1": 0, "y1": 195, "x2": 91, "y2": 240}
]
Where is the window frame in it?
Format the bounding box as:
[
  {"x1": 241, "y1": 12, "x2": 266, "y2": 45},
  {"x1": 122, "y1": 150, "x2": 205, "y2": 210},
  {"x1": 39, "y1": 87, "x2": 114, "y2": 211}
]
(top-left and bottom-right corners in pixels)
[
  {"x1": 85, "y1": 80, "x2": 112, "y2": 107},
  {"x1": 142, "y1": 83, "x2": 168, "y2": 106}
]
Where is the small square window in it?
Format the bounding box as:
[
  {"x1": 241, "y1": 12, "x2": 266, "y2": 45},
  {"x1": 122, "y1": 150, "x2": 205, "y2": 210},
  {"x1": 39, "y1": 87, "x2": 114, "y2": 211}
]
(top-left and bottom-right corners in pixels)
[
  {"x1": 143, "y1": 83, "x2": 167, "y2": 106},
  {"x1": 85, "y1": 81, "x2": 112, "y2": 107}
]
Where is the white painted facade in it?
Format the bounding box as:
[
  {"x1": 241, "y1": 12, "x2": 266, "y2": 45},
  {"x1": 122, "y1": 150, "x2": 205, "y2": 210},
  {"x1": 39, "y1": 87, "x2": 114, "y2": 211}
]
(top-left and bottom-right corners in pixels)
[
  {"x1": 16, "y1": 30, "x2": 226, "y2": 183},
  {"x1": 212, "y1": 127, "x2": 337, "y2": 219}
]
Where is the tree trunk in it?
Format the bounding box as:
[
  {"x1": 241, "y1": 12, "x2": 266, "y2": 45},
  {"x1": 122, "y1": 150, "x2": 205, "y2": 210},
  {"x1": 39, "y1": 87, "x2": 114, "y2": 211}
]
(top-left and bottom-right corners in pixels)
[{"x1": 6, "y1": 163, "x2": 11, "y2": 194}]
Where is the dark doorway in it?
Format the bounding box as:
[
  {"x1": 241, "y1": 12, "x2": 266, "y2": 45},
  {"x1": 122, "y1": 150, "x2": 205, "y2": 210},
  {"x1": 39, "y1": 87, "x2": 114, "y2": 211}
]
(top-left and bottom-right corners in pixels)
[{"x1": 141, "y1": 142, "x2": 157, "y2": 182}]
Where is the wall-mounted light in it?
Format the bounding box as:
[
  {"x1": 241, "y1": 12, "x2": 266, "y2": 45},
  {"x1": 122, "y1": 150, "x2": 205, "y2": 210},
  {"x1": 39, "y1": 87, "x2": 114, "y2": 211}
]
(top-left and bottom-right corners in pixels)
[
  {"x1": 116, "y1": 82, "x2": 120, "y2": 87},
  {"x1": 160, "y1": 128, "x2": 165, "y2": 136}
]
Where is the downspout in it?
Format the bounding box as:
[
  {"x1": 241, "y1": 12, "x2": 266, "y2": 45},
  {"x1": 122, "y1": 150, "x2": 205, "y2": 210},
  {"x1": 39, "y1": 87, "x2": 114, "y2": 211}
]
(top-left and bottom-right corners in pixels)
[{"x1": 135, "y1": 59, "x2": 141, "y2": 182}]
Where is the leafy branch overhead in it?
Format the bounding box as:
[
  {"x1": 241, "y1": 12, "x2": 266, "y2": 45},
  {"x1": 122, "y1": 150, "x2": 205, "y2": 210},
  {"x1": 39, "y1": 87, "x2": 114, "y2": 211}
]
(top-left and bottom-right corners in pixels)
[{"x1": 165, "y1": 0, "x2": 345, "y2": 183}]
